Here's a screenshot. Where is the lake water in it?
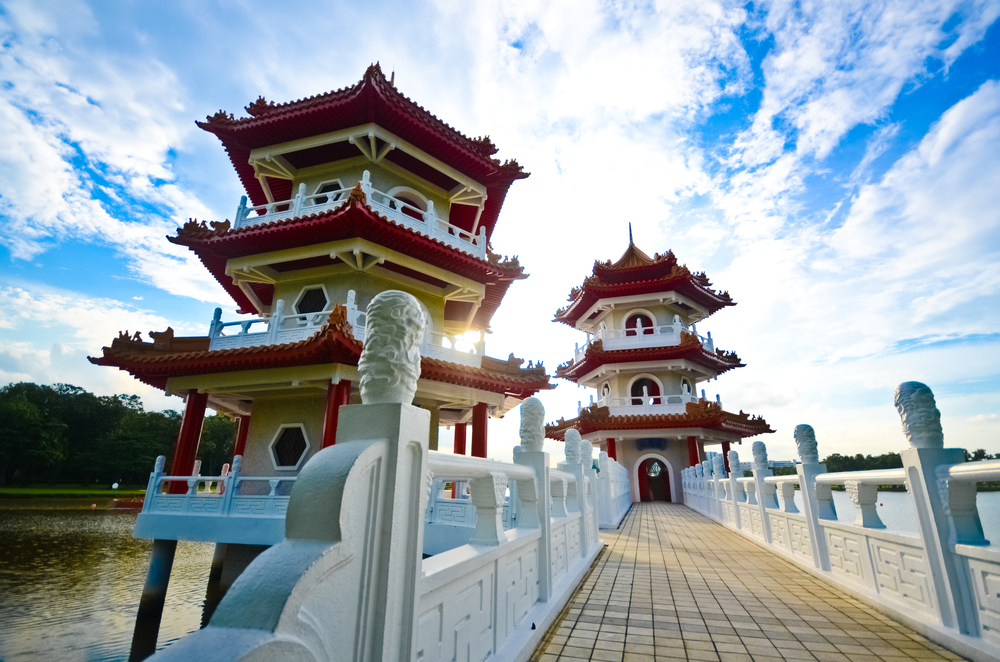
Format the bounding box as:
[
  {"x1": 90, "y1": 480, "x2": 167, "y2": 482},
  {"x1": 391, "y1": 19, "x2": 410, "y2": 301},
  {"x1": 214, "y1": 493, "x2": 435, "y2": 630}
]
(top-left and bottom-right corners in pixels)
[
  {"x1": 2, "y1": 493, "x2": 1000, "y2": 661},
  {"x1": 0, "y1": 509, "x2": 213, "y2": 662}
]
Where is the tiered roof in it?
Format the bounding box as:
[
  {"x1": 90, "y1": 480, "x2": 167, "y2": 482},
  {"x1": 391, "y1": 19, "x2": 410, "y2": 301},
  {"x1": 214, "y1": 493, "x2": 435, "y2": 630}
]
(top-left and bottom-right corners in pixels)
[
  {"x1": 197, "y1": 63, "x2": 527, "y2": 242},
  {"x1": 554, "y1": 242, "x2": 734, "y2": 328},
  {"x1": 89, "y1": 307, "x2": 552, "y2": 399},
  {"x1": 544, "y1": 400, "x2": 773, "y2": 440},
  {"x1": 170, "y1": 186, "x2": 526, "y2": 326},
  {"x1": 555, "y1": 332, "x2": 745, "y2": 382}
]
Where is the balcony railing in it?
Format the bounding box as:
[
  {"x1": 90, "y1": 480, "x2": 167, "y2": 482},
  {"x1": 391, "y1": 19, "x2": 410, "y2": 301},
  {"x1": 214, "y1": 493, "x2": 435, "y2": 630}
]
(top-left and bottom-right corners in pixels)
[
  {"x1": 573, "y1": 319, "x2": 714, "y2": 363},
  {"x1": 596, "y1": 390, "x2": 698, "y2": 416},
  {"x1": 208, "y1": 291, "x2": 485, "y2": 368},
  {"x1": 232, "y1": 170, "x2": 487, "y2": 259}
]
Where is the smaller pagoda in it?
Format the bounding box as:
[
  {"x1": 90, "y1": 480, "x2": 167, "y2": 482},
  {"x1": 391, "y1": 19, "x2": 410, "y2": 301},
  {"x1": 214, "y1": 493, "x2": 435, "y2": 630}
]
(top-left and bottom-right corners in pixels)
[{"x1": 545, "y1": 237, "x2": 773, "y2": 502}]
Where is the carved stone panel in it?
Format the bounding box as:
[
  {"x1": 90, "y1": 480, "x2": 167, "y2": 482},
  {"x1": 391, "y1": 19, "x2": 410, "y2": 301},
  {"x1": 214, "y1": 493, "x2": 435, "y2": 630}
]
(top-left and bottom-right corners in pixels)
[
  {"x1": 966, "y1": 557, "x2": 1000, "y2": 645},
  {"x1": 827, "y1": 531, "x2": 866, "y2": 584},
  {"x1": 870, "y1": 540, "x2": 935, "y2": 616},
  {"x1": 789, "y1": 519, "x2": 812, "y2": 561}
]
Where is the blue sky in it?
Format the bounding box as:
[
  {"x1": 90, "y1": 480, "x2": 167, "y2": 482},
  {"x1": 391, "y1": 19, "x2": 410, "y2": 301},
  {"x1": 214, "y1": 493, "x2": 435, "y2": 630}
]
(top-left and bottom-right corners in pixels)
[{"x1": 1, "y1": 0, "x2": 999, "y2": 463}]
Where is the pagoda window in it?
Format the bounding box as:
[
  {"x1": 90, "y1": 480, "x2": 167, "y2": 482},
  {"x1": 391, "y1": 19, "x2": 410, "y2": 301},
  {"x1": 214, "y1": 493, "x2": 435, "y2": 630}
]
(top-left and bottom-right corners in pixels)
[
  {"x1": 269, "y1": 424, "x2": 310, "y2": 470},
  {"x1": 295, "y1": 286, "x2": 329, "y2": 315},
  {"x1": 630, "y1": 377, "x2": 661, "y2": 406},
  {"x1": 625, "y1": 312, "x2": 655, "y2": 336},
  {"x1": 312, "y1": 179, "x2": 345, "y2": 205}
]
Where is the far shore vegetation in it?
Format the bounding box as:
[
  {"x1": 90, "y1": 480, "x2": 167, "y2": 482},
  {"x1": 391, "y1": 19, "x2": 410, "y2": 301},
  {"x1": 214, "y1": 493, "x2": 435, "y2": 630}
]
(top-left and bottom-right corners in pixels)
[{"x1": 0, "y1": 382, "x2": 235, "y2": 490}]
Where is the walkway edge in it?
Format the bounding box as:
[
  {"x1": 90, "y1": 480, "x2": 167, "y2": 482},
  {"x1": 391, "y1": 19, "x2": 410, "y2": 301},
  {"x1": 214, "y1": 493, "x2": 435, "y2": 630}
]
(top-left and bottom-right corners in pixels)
[
  {"x1": 692, "y1": 505, "x2": 989, "y2": 662},
  {"x1": 505, "y1": 544, "x2": 605, "y2": 662}
]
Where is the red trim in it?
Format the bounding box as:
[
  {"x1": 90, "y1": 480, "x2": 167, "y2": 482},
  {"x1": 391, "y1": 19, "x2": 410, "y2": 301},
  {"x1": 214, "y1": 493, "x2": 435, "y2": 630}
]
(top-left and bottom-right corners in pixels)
[
  {"x1": 544, "y1": 401, "x2": 773, "y2": 441},
  {"x1": 606, "y1": 438, "x2": 617, "y2": 461},
  {"x1": 170, "y1": 391, "x2": 207, "y2": 494},
  {"x1": 454, "y1": 423, "x2": 467, "y2": 455},
  {"x1": 471, "y1": 403, "x2": 488, "y2": 458},
  {"x1": 687, "y1": 436, "x2": 699, "y2": 468},
  {"x1": 722, "y1": 441, "x2": 731, "y2": 473},
  {"x1": 233, "y1": 414, "x2": 251, "y2": 458},
  {"x1": 555, "y1": 333, "x2": 745, "y2": 382}
]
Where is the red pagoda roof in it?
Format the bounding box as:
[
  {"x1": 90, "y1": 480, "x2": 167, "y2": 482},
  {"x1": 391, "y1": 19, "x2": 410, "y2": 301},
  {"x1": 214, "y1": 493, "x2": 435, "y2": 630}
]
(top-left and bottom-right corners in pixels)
[
  {"x1": 544, "y1": 400, "x2": 773, "y2": 440},
  {"x1": 554, "y1": 241, "x2": 734, "y2": 328},
  {"x1": 554, "y1": 333, "x2": 745, "y2": 382},
  {"x1": 197, "y1": 63, "x2": 527, "y2": 242},
  {"x1": 170, "y1": 187, "x2": 526, "y2": 326},
  {"x1": 89, "y1": 307, "x2": 552, "y2": 399}
]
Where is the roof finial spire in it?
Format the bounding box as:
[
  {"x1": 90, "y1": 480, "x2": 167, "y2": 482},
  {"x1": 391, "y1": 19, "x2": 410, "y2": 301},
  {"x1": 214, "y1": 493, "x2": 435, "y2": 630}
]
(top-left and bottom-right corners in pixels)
[
  {"x1": 390, "y1": 69, "x2": 395, "y2": 87},
  {"x1": 628, "y1": 222, "x2": 633, "y2": 245}
]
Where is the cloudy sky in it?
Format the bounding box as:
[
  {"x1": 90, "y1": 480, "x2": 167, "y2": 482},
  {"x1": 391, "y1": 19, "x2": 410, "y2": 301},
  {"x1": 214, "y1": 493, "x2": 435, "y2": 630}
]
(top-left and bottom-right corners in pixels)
[{"x1": 1, "y1": 0, "x2": 998, "y2": 464}]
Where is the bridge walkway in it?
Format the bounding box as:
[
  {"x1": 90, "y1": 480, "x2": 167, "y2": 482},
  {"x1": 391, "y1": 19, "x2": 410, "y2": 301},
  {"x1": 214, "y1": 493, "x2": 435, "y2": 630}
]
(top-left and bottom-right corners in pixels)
[{"x1": 531, "y1": 503, "x2": 966, "y2": 662}]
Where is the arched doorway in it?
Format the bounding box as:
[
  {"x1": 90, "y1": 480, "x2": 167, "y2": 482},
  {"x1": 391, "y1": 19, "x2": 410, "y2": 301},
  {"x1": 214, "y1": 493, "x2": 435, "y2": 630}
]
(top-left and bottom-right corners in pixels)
[
  {"x1": 630, "y1": 377, "x2": 661, "y2": 405},
  {"x1": 637, "y1": 458, "x2": 671, "y2": 502},
  {"x1": 625, "y1": 312, "x2": 655, "y2": 336}
]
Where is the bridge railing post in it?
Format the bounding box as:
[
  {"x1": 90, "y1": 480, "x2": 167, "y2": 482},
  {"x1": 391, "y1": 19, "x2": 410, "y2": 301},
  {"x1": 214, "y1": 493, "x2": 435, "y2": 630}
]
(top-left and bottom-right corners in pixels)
[
  {"x1": 750, "y1": 442, "x2": 774, "y2": 543},
  {"x1": 512, "y1": 397, "x2": 552, "y2": 601}
]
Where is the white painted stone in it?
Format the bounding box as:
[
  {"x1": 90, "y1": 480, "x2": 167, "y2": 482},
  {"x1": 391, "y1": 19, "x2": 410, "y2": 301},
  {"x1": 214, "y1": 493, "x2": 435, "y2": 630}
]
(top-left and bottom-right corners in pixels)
[{"x1": 358, "y1": 290, "x2": 425, "y2": 405}]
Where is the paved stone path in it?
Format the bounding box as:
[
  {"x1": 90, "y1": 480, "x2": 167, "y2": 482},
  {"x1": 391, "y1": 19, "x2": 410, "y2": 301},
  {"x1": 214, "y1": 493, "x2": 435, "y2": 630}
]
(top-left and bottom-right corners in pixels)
[{"x1": 532, "y1": 503, "x2": 966, "y2": 662}]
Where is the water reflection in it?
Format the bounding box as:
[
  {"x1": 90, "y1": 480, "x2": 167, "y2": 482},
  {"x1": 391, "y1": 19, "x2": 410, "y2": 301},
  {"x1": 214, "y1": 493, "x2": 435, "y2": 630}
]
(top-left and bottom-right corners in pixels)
[{"x1": 0, "y1": 510, "x2": 213, "y2": 662}]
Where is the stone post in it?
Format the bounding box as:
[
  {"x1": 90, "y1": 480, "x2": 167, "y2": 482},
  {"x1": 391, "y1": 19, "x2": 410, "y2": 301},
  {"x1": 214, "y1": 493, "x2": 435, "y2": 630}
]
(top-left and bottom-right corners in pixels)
[
  {"x1": 751, "y1": 441, "x2": 774, "y2": 543},
  {"x1": 793, "y1": 424, "x2": 833, "y2": 571},
  {"x1": 727, "y1": 450, "x2": 743, "y2": 531},
  {"x1": 512, "y1": 397, "x2": 552, "y2": 601},
  {"x1": 895, "y1": 382, "x2": 978, "y2": 634}
]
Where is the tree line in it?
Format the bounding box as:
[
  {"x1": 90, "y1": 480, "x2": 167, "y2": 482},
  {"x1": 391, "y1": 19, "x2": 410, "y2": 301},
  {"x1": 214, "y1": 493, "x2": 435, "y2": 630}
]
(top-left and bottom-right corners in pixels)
[{"x1": 0, "y1": 383, "x2": 235, "y2": 486}]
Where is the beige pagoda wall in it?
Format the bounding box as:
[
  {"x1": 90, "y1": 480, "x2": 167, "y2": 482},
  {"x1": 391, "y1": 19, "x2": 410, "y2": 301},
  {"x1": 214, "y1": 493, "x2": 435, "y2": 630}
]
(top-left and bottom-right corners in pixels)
[
  {"x1": 612, "y1": 437, "x2": 689, "y2": 503},
  {"x1": 272, "y1": 271, "x2": 446, "y2": 333},
  {"x1": 602, "y1": 371, "x2": 693, "y2": 400},
  {"x1": 240, "y1": 395, "x2": 325, "y2": 489},
  {"x1": 605, "y1": 302, "x2": 693, "y2": 330}
]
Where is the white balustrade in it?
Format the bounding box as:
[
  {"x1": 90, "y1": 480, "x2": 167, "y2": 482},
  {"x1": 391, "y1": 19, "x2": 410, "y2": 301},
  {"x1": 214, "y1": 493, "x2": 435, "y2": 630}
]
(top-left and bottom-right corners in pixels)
[
  {"x1": 597, "y1": 390, "x2": 698, "y2": 416},
  {"x1": 208, "y1": 291, "x2": 484, "y2": 367},
  {"x1": 144, "y1": 294, "x2": 608, "y2": 662},
  {"x1": 681, "y1": 383, "x2": 1000, "y2": 662},
  {"x1": 233, "y1": 171, "x2": 487, "y2": 259},
  {"x1": 573, "y1": 318, "x2": 715, "y2": 363},
  {"x1": 133, "y1": 454, "x2": 294, "y2": 546}
]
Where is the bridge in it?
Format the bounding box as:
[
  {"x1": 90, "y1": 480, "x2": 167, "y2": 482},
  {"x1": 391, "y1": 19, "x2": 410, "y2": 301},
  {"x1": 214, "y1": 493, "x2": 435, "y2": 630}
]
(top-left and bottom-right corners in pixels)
[{"x1": 137, "y1": 292, "x2": 999, "y2": 662}]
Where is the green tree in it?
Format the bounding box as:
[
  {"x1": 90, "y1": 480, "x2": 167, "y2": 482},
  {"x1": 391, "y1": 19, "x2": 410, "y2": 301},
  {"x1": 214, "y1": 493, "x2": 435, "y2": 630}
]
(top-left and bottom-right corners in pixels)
[
  {"x1": 198, "y1": 414, "x2": 236, "y2": 476},
  {"x1": 0, "y1": 392, "x2": 67, "y2": 484}
]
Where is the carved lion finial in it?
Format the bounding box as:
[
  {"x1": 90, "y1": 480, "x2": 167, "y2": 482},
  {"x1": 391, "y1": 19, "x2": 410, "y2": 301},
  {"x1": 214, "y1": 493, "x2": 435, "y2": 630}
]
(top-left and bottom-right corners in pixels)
[
  {"x1": 564, "y1": 429, "x2": 582, "y2": 464},
  {"x1": 580, "y1": 437, "x2": 594, "y2": 464},
  {"x1": 894, "y1": 382, "x2": 943, "y2": 449},
  {"x1": 751, "y1": 441, "x2": 768, "y2": 468},
  {"x1": 695, "y1": 463, "x2": 704, "y2": 478},
  {"x1": 357, "y1": 290, "x2": 425, "y2": 405},
  {"x1": 519, "y1": 397, "x2": 545, "y2": 450},
  {"x1": 727, "y1": 450, "x2": 740, "y2": 475},
  {"x1": 794, "y1": 424, "x2": 819, "y2": 464},
  {"x1": 713, "y1": 454, "x2": 726, "y2": 478}
]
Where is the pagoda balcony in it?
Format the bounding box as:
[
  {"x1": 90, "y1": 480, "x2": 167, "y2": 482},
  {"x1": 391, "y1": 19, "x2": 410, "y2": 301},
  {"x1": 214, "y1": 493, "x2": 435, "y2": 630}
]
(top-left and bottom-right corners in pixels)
[
  {"x1": 232, "y1": 171, "x2": 488, "y2": 260},
  {"x1": 208, "y1": 293, "x2": 485, "y2": 368},
  {"x1": 594, "y1": 391, "x2": 699, "y2": 417},
  {"x1": 572, "y1": 321, "x2": 714, "y2": 363}
]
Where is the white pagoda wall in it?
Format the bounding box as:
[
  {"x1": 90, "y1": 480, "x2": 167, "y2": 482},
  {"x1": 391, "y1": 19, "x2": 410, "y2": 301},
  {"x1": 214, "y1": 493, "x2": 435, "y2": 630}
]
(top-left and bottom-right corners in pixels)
[{"x1": 240, "y1": 395, "x2": 325, "y2": 486}]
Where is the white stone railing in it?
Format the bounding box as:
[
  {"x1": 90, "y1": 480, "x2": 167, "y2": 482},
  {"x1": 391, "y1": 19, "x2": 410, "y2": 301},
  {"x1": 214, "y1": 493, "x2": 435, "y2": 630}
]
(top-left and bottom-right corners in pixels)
[
  {"x1": 596, "y1": 451, "x2": 631, "y2": 529},
  {"x1": 145, "y1": 299, "x2": 604, "y2": 662},
  {"x1": 425, "y1": 479, "x2": 516, "y2": 533},
  {"x1": 595, "y1": 390, "x2": 698, "y2": 416},
  {"x1": 682, "y1": 382, "x2": 1000, "y2": 662},
  {"x1": 573, "y1": 319, "x2": 714, "y2": 363},
  {"x1": 233, "y1": 170, "x2": 488, "y2": 259},
  {"x1": 208, "y1": 290, "x2": 485, "y2": 367},
  {"x1": 133, "y1": 455, "x2": 294, "y2": 546}
]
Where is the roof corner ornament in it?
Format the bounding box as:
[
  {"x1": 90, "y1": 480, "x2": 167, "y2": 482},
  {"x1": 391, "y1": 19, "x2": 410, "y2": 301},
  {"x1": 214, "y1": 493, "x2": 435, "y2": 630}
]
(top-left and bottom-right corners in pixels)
[
  {"x1": 357, "y1": 290, "x2": 425, "y2": 405},
  {"x1": 793, "y1": 424, "x2": 819, "y2": 464},
  {"x1": 519, "y1": 397, "x2": 545, "y2": 450},
  {"x1": 894, "y1": 381, "x2": 943, "y2": 449}
]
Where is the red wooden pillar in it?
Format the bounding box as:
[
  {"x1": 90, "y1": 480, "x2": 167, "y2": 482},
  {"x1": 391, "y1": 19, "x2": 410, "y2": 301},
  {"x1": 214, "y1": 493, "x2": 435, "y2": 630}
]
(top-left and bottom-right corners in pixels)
[
  {"x1": 471, "y1": 403, "x2": 488, "y2": 458},
  {"x1": 169, "y1": 390, "x2": 208, "y2": 494},
  {"x1": 722, "y1": 441, "x2": 731, "y2": 473},
  {"x1": 321, "y1": 379, "x2": 352, "y2": 448},
  {"x1": 453, "y1": 423, "x2": 467, "y2": 455},
  {"x1": 606, "y1": 438, "x2": 617, "y2": 461},
  {"x1": 687, "y1": 436, "x2": 700, "y2": 468},
  {"x1": 232, "y1": 414, "x2": 251, "y2": 458}
]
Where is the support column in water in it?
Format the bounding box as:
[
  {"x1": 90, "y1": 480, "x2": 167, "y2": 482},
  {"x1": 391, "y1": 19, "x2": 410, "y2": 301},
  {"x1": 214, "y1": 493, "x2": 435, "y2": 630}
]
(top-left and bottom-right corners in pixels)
[{"x1": 129, "y1": 538, "x2": 178, "y2": 661}]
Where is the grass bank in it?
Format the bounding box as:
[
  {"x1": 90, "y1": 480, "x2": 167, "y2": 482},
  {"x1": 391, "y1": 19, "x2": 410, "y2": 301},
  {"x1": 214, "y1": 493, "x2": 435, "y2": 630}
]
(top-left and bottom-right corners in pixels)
[{"x1": 0, "y1": 485, "x2": 147, "y2": 499}]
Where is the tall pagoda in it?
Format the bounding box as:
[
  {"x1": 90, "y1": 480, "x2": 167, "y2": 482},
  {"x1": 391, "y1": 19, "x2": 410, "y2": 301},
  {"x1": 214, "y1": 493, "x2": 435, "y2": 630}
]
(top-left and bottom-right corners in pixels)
[
  {"x1": 544, "y1": 238, "x2": 772, "y2": 502},
  {"x1": 90, "y1": 64, "x2": 552, "y2": 530}
]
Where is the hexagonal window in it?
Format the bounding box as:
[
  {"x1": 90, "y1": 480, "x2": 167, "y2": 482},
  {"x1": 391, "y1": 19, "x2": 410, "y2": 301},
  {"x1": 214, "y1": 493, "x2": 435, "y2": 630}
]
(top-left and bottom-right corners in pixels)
[
  {"x1": 270, "y1": 425, "x2": 309, "y2": 469},
  {"x1": 296, "y1": 287, "x2": 328, "y2": 315},
  {"x1": 313, "y1": 179, "x2": 344, "y2": 205}
]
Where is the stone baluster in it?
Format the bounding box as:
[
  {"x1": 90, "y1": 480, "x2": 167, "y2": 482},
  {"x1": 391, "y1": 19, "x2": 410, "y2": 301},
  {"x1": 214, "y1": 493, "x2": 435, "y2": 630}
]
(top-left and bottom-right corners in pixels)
[
  {"x1": 512, "y1": 397, "x2": 552, "y2": 600},
  {"x1": 751, "y1": 441, "x2": 774, "y2": 542},
  {"x1": 844, "y1": 480, "x2": 883, "y2": 528},
  {"x1": 291, "y1": 182, "x2": 306, "y2": 217},
  {"x1": 359, "y1": 169, "x2": 373, "y2": 200},
  {"x1": 469, "y1": 472, "x2": 508, "y2": 546},
  {"x1": 778, "y1": 482, "x2": 798, "y2": 513},
  {"x1": 551, "y1": 477, "x2": 569, "y2": 517},
  {"x1": 268, "y1": 299, "x2": 285, "y2": 344},
  {"x1": 895, "y1": 382, "x2": 978, "y2": 634},
  {"x1": 743, "y1": 479, "x2": 757, "y2": 505},
  {"x1": 792, "y1": 425, "x2": 834, "y2": 570},
  {"x1": 235, "y1": 195, "x2": 248, "y2": 228},
  {"x1": 210, "y1": 308, "x2": 223, "y2": 339}
]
